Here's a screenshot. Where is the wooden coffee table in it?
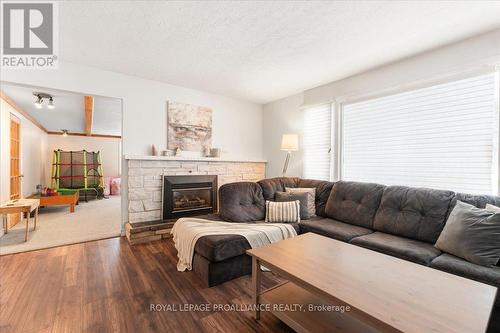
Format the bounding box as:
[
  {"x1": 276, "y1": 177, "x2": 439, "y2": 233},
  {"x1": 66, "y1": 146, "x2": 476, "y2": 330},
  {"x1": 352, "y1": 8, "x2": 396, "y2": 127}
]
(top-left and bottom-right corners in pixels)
[{"x1": 247, "y1": 233, "x2": 497, "y2": 333}]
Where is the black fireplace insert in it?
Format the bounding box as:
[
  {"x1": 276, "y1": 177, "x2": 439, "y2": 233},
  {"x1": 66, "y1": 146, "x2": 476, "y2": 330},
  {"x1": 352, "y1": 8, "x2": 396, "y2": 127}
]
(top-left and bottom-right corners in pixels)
[{"x1": 162, "y1": 175, "x2": 217, "y2": 220}]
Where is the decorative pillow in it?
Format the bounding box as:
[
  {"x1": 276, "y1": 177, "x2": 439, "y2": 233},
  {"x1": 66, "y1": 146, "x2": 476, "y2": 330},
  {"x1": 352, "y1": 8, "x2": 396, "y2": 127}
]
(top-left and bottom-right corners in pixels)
[
  {"x1": 103, "y1": 177, "x2": 111, "y2": 196},
  {"x1": 110, "y1": 177, "x2": 121, "y2": 195},
  {"x1": 435, "y1": 201, "x2": 500, "y2": 266},
  {"x1": 285, "y1": 187, "x2": 316, "y2": 217},
  {"x1": 486, "y1": 204, "x2": 500, "y2": 213},
  {"x1": 265, "y1": 200, "x2": 300, "y2": 223},
  {"x1": 491, "y1": 204, "x2": 500, "y2": 267},
  {"x1": 275, "y1": 191, "x2": 310, "y2": 220}
]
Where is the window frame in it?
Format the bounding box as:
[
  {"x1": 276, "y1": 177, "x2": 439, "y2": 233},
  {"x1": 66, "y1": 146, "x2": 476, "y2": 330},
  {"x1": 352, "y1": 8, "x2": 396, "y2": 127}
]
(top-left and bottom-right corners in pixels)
[
  {"x1": 301, "y1": 102, "x2": 334, "y2": 181},
  {"x1": 325, "y1": 69, "x2": 500, "y2": 195},
  {"x1": 493, "y1": 69, "x2": 500, "y2": 195}
]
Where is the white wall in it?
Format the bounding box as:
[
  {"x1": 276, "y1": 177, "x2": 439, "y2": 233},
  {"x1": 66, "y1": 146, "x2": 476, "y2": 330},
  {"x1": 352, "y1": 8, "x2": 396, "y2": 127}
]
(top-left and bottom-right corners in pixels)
[
  {"x1": 0, "y1": 99, "x2": 48, "y2": 199},
  {"x1": 1, "y1": 62, "x2": 264, "y2": 159},
  {"x1": 46, "y1": 135, "x2": 121, "y2": 185},
  {"x1": 263, "y1": 29, "x2": 500, "y2": 178},
  {"x1": 304, "y1": 29, "x2": 500, "y2": 106},
  {"x1": 1, "y1": 62, "x2": 264, "y2": 228},
  {"x1": 262, "y1": 93, "x2": 304, "y2": 178}
]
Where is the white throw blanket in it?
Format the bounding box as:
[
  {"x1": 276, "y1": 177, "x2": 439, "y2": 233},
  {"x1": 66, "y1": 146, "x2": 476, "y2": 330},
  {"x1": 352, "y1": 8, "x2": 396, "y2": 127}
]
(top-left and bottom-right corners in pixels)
[{"x1": 171, "y1": 218, "x2": 297, "y2": 271}]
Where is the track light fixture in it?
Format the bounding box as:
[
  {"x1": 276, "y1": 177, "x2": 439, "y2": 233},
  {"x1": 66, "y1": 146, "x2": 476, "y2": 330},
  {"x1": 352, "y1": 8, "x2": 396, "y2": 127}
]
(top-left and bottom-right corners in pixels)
[
  {"x1": 34, "y1": 95, "x2": 43, "y2": 109},
  {"x1": 47, "y1": 97, "x2": 55, "y2": 109},
  {"x1": 32, "y1": 92, "x2": 55, "y2": 109}
]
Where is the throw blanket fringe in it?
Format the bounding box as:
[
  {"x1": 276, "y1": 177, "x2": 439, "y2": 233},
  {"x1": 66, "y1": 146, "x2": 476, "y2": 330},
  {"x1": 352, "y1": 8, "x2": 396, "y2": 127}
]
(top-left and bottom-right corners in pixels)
[{"x1": 171, "y1": 218, "x2": 297, "y2": 271}]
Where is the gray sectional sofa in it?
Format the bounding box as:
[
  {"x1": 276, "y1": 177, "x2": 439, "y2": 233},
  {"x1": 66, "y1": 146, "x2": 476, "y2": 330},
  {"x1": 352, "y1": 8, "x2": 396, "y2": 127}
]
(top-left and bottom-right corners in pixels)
[{"x1": 190, "y1": 177, "x2": 499, "y2": 331}]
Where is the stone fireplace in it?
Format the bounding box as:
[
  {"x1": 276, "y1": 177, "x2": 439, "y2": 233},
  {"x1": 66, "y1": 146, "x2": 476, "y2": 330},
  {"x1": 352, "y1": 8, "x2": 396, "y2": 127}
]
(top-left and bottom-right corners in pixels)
[
  {"x1": 162, "y1": 175, "x2": 217, "y2": 219},
  {"x1": 126, "y1": 156, "x2": 266, "y2": 223}
]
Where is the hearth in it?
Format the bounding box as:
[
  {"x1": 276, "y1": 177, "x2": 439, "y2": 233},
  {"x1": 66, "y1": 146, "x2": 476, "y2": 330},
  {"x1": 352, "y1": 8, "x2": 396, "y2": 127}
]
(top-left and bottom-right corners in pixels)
[{"x1": 162, "y1": 175, "x2": 217, "y2": 220}]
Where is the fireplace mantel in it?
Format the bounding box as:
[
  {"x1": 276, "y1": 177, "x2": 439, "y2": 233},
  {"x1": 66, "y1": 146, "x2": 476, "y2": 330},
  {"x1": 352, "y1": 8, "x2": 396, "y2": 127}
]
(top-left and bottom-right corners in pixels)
[
  {"x1": 126, "y1": 156, "x2": 266, "y2": 223},
  {"x1": 124, "y1": 155, "x2": 266, "y2": 163}
]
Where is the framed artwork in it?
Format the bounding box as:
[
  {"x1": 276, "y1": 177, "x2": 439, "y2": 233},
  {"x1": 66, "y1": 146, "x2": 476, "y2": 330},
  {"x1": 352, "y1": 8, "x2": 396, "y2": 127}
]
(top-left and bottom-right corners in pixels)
[{"x1": 167, "y1": 101, "x2": 212, "y2": 153}]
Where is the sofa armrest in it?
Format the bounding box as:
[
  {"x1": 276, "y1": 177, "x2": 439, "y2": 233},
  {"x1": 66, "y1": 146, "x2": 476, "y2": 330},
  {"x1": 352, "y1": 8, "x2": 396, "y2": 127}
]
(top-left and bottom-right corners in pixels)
[{"x1": 219, "y1": 182, "x2": 265, "y2": 222}]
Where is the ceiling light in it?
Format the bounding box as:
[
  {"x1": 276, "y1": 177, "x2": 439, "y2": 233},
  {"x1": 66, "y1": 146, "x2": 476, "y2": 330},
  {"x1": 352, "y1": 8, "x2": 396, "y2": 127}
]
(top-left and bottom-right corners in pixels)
[
  {"x1": 47, "y1": 97, "x2": 55, "y2": 109},
  {"x1": 34, "y1": 95, "x2": 43, "y2": 108},
  {"x1": 32, "y1": 92, "x2": 55, "y2": 109},
  {"x1": 61, "y1": 129, "x2": 68, "y2": 137}
]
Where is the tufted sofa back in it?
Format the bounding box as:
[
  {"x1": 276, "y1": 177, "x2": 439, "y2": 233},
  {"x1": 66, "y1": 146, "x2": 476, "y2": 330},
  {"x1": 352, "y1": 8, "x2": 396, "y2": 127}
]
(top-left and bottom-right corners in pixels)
[
  {"x1": 450, "y1": 193, "x2": 500, "y2": 212},
  {"x1": 219, "y1": 182, "x2": 265, "y2": 222},
  {"x1": 324, "y1": 181, "x2": 386, "y2": 228},
  {"x1": 372, "y1": 186, "x2": 454, "y2": 243},
  {"x1": 256, "y1": 177, "x2": 335, "y2": 216},
  {"x1": 218, "y1": 178, "x2": 500, "y2": 240},
  {"x1": 257, "y1": 177, "x2": 300, "y2": 201},
  {"x1": 297, "y1": 179, "x2": 335, "y2": 217}
]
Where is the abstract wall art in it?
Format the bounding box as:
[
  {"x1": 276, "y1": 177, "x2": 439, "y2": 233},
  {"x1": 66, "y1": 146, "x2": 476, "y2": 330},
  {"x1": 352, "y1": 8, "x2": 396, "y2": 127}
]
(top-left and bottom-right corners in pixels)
[{"x1": 167, "y1": 101, "x2": 212, "y2": 153}]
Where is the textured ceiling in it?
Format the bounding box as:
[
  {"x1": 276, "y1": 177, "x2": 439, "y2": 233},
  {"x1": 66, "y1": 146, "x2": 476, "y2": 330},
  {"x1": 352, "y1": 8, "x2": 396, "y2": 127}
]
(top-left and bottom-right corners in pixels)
[
  {"x1": 2, "y1": 84, "x2": 122, "y2": 136},
  {"x1": 59, "y1": 1, "x2": 500, "y2": 103}
]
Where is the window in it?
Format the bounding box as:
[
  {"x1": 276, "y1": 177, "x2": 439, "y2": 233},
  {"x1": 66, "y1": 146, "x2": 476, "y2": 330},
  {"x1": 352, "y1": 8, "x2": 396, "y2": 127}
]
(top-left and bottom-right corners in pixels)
[
  {"x1": 341, "y1": 73, "x2": 498, "y2": 194},
  {"x1": 302, "y1": 103, "x2": 332, "y2": 180}
]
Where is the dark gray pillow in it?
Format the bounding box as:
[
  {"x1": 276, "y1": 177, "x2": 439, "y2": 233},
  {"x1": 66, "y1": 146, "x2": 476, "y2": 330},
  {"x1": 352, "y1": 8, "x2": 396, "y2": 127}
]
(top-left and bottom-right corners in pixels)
[
  {"x1": 435, "y1": 201, "x2": 500, "y2": 266},
  {"x1": 285, "y1": 187, "x2": 316, "y2": 217},
  {"x1": 275, "y1": 191, "x2": 310, "y2": 220},
  {"x1": 485, "y1": 204, "x2": 500, "y2": 267}
]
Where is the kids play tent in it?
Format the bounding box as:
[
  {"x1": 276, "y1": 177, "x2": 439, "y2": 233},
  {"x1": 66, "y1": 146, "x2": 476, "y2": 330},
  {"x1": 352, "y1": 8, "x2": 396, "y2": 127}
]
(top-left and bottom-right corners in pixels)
[{"x1": 51, "y1": 150, "x2": 104, "y2": 199}]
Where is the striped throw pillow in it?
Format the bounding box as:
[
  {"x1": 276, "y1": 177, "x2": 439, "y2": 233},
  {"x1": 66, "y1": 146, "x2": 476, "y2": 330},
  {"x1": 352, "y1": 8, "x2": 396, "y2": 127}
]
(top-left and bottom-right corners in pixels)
[{"x1": 265, "y1": 200, "x2": 301, "y2": 223}]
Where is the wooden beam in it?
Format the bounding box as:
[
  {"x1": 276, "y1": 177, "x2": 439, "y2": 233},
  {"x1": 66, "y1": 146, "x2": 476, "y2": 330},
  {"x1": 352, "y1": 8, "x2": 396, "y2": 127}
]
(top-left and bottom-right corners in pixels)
[
  {"x1": 0, "y1": 90, "x2": 48, "y2": 133},
  {"x1": 84, "y1": 96, "x2": 94, "y2": 136},
  {"x1": 47, "y1": 131, "x2": 121, "y2": 139}
]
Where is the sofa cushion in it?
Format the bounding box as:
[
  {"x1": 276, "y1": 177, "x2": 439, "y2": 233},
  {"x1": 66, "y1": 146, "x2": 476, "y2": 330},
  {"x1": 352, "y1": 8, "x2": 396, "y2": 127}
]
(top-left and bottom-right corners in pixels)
[
  {"x1": 435, "y1": 201, "x2": 500, "y2": 266},
  {"x1": 265, "y1": 200, "x2": 301, "y2": 223},
  {"x1": 350, "y1": 232, "x2": 442, "y2": 265},
  {"x1": 487, "y1": 204, "x2": 500, "y2": 213},
  {"x1": 449, "y1": 193, "x2": 500, "y2": 268},
  {"x1": 430, "y1": 253, "x2": 500, "y2": 305},
  {"x1": 195, "y1": 222, "x2": 300, "y2": 262},
  {"x1": 275, "y1": 191, "x2": 310, "y2": 219},
  {"x1": 257, "y1": 177, "x2": 300, "y2": 201},
  {"x1": 297, "y1": 179, "x2": 335, "y2": 217},
  {"x1": 285, "y1": 187, "x2": 316, "y2": 217},
  {"x1": 219, "y1": 182, "x2": 265, "y2": 222},
  {"x1": 373, "y1": 186, "x2": 454, "y2": 243},
  {"x1": 299, "y1": 217, "x2": 373, "y2": 242},
  {"x1": 325, "y1": 181, "x2": 385, "y2": 228}
]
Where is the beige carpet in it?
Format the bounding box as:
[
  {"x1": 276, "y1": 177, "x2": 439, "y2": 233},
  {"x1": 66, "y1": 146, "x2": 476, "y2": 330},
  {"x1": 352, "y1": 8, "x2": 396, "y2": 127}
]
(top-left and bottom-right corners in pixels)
[{"x1": 0, "y1": 195, "x2": 122, "y2": 255}]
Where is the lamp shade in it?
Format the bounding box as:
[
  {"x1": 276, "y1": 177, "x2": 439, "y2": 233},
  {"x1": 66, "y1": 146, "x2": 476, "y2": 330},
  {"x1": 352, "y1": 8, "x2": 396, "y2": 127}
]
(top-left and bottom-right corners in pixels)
[{"x1": 281, "y1": 134, "x2": 299, "y2": 151}]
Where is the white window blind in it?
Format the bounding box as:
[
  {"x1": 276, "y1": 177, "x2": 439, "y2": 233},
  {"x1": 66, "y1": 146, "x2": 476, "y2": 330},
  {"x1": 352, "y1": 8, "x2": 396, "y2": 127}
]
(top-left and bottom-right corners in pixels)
[
  {"x1": 342, "y1": 73, "x2": 498, "y2": 195},
  {"x1": 303, "y1": 103, "x2": 332, "y2": 180}
]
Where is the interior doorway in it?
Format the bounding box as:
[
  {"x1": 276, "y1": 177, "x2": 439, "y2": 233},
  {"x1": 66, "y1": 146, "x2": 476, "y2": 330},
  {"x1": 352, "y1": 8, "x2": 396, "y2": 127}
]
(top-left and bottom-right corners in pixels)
[
  {"x1": 9, "y1": 115, "x2": 21, "y2": 228},
  {"x1": 0, "y1": 83, "x2": 123, "y2": 255}
]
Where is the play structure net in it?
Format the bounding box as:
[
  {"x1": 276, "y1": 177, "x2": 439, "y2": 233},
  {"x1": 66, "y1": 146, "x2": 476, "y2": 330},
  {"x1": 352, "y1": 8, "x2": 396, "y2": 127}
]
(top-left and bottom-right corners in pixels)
[{"x1": 51, "y1": 150, "x2": 104, "y2": 199}]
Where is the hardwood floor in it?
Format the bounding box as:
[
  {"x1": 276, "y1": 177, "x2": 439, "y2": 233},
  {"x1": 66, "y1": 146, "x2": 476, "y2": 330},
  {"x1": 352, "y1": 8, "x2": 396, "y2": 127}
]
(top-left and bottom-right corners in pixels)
[{"x1": 0, "y1": 237, "x2": 292, "y2": 333}]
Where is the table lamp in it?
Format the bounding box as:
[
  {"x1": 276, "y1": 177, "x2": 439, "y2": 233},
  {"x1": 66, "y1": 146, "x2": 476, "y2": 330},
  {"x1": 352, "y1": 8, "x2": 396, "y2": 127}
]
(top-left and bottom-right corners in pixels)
[{"x1": 281, "y1": 134, "x2": 299, "y2": 176}]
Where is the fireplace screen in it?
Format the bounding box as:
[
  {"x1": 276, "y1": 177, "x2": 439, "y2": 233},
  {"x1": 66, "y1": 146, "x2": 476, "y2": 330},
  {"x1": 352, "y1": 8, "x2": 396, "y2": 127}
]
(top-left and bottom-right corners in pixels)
[
  {"x1": 172, "y1": 188, "x2": 212, "y2": 211},
  {"x1": 162, "y1": 175, "x2": 217, "y2": 220}
]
